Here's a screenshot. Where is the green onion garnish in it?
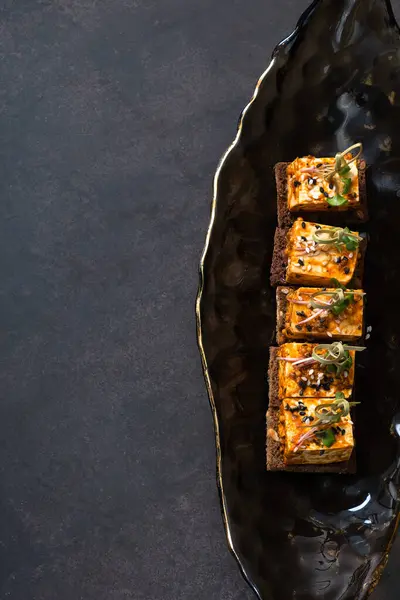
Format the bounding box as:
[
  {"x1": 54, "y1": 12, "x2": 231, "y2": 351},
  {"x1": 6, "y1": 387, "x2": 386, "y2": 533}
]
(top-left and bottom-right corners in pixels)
[
  {"x1": 313, "y1": 143, "x2": 362, "y2": 205},
  {"x1": 310, "y1": 289, "x2": 361, "y2": 315},
  {"x1": 312, "y1": 226, "x2": 361, "y2": 251},
  {"x1": 311, "y1": 341, "x2": 365, "y2": 375},
  {"x1": 294, "y1": 393, "x2": 359, "y2": 450},
  {"x1": 312, "y1": 393, "x2": 359, "y2": 427}
]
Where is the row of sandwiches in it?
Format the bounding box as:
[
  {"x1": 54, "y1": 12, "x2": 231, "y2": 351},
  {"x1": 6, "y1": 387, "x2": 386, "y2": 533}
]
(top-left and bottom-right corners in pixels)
[{"x1": 266, "y1": 144, "x2": 367, "y2": 474}]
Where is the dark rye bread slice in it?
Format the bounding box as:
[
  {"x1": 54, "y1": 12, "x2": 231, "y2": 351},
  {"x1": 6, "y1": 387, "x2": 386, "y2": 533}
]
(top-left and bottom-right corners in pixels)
[
  {"x1": 268, "y1": 346, "x2": 280, "y2": 409},
  {"x1": 266, "y1": 406, "x2": 357, "y2": 473},
  {"x1": 270, "y1": 227, "x2": 366, "y2": 289},
  {"x1": 266, "y1": 347, "x2": 357, "y2": 473},
  {"x1": 275, "y1": 286, "x2": 365, "y2": 345},
  {"x1": 275, "y1": 160, "x2": 368, "y2": 229}
]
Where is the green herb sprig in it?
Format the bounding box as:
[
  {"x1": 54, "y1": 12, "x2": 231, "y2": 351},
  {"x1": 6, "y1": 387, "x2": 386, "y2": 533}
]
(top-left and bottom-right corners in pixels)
[
  {"x1": 294, "y1": 392, "x2": 359, "y2": 450},
  {"x1": 311, "y1": 341, "x2": 365, "y2": 375},
  {"x1": 312, "y1": 226, "x2": 361, "y2": 251},
  {"x1": 310, "y1": 289, "x2": 362, "y2": 316},
  {"x1": 325, "y1": 143, "x2": 363, "y2": 206}
]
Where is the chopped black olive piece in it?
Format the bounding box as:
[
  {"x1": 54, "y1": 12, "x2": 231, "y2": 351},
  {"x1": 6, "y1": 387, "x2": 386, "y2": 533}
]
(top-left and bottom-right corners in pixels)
[
  {"x1": 294, "y1": 180, "x2": 301, "y2": 187},
  {"x1": 344, "y1": 267, "x2": 350, "y2": 274},
  {"x1": 298, "y1": 258, "x2": 304, "y2": 266},
  {"x1": 301, "y1": 221, "x2": 306, "y2": 229}
]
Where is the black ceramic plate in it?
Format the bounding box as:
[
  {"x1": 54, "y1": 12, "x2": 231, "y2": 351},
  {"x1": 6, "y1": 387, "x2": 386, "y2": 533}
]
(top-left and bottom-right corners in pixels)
[{"x1": 196, "y1": 1, "x2": 400, "y2": 599}]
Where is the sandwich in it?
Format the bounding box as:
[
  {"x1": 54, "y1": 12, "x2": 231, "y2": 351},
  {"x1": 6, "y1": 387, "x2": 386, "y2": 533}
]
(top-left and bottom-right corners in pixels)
[
  {"x1": 276, "y1": 286, "x2": 365, "y2": 344},
  {"x1": 266, "y1": 394, "x2": 356, "y2": 473},
  {"x1": 270, "y1": 218, "x2": 366, "y2": 288},
  {"x1": 275, "y1": 144, "x2": 367, "y2": 227},
  {"x1": 268, "y1": 342, "x2": 365, "y2": 400}
]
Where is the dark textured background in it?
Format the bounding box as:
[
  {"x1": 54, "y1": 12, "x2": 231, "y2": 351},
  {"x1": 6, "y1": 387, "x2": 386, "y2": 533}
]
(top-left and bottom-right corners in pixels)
[{"x1": 0, "y1": 1, "x2": 398, "y2": 599}]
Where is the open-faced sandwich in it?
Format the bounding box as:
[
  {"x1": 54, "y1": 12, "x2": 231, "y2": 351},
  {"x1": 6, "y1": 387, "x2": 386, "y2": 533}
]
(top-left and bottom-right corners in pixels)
[
  {"x1": 276, "y1": 286, "x2": 365, "y2": 344},
  {"x1": 266, "y1": 393, "x2": 357, "y2": 473},
  {"x1": 268, "y1": 342, "x2": 365, "y2": 400},
  {"x1": 270, "y1": 218, "x2": 366, "y2": 288},
  {"x1": 275, "y1": 143, "x2": 367, "y2": 228}
]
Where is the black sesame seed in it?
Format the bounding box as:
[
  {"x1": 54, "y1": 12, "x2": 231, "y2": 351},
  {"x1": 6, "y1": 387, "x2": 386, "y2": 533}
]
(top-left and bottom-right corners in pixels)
[
  {"x1": 294, "y1": 180, "x2": 301, "y2": 187},
  {"x1": 299, "y1": 411, "x2": 306, "y2": 416},
  {"x1": 301, "y1": 222, "x2": 306, "y2": 229},
  {"x1": 344, "y1": 267, "x2": 350, "y2": 274}
]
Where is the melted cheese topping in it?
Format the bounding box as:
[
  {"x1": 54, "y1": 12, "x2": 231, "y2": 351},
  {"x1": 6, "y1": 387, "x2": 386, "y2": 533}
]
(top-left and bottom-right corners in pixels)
[
  {"x1": 283, "y1": 287, "x2": 364, "y2": 341},
  {"x1": 286, "y1": 219, "x2": 359, "y2": 286},
  {"x1": 279, "y1": 398, "x2": 354, "y2": 465},
  {"x1": 277, "y1": 343, "x2": 355, "y2": 398},
  {"x1": 287, "y1": 155, "x2": 360, "y2": 211}
]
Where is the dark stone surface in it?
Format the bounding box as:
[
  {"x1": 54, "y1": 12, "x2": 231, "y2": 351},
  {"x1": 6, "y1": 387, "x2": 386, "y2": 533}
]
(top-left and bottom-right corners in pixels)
[{"x1": 0, "y1": 1, "x2": 398, "y2": 599}]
